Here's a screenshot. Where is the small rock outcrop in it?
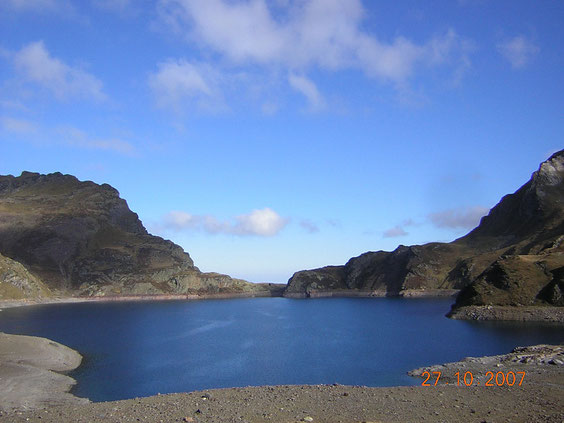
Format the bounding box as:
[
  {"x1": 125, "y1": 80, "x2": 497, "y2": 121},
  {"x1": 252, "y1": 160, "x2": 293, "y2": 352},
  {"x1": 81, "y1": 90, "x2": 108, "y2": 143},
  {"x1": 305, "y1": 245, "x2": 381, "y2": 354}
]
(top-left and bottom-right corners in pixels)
[
  {"x1": 286, "y1": 151, "x2": 564, "y2": 314},
  {"x1": 0, "y1": 253, "x2": 51, "y2": 300},
  {"x1": 452, "y1": 254, "x2": 564, "y2": 308},
  {"x1": 0, "y1": 172, "x2": 280, "y2": 297}
]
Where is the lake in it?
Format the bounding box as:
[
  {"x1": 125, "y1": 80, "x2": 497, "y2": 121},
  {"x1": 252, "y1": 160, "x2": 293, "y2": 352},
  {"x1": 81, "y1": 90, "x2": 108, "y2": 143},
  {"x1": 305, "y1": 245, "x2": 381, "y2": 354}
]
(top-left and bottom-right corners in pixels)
[{"x1": 0, "y1": 297, "x2": 562, "y2": 402}]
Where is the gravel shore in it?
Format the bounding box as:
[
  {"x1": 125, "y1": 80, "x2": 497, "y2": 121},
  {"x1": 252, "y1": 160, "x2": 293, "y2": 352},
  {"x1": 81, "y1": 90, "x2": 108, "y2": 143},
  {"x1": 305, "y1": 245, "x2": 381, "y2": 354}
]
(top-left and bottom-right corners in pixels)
[
  {"x1": 0, "y1": 334, "x2": 562, "y2": 423},
  {"x1": 0, "y1": 292, "x2": 281, "y2": 311},
  {"x1": 447, "y1": 305, "x2": 564, "y2": 322},
  {"x1": 0, "y1": 333, "x2": 88, "y2": 412}
]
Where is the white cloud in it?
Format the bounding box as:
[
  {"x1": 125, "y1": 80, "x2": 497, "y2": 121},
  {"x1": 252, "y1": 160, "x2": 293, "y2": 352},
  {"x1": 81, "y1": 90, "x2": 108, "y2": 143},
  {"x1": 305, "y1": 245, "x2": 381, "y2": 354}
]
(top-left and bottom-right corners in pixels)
[
  {"x1": 288, "y1": 73, "x2": 325, "y2": 111},
  {"x1": 158, "y1": 0, "x2": 471, "y2": 86},
  {"x1": 0, "y1": 117, "x2": 135, "y2": 155},
  {"x1": 497, "y1": 36, "x2": 539, "y2": 69},
  {"x1": 234, "y1": 208, "x2": 289, "y2": 236},
  {"x1": 13, "y1": 41, "x2": 106, "y2": 101},
  {"x1": 149, "y1": 59, "x2": 222, "y2": 112},
  {"x1": 383, "y1": 225, "x2": 408, "y2": 238},
  {"x1": 164, "y1": 211, "x2": 199, "y2": 231},
  {"x1": 57, "y1": 126, "x2": 135, "y2": 155},
  {"x1": 162, "y1": 208, "x2": 289, "y2": 237},
  {"x1": 2, "y1": 0, "x2": 59, "y2": 11},
  {"x1": 428, "y1": 206, "x2": 489, "y2": 229},
  {"x1": 1, "y1": 0, "x2": 77, "y2": 16},
  {"x1": 300, "y1": 219, "x2": 319, "y2": 234},
  {"x1": 159, "y1": 0, "x2": 287, "y2": 64},
  {"x1": 0, "y1": 116, "x2": 38, "y2": 134}
]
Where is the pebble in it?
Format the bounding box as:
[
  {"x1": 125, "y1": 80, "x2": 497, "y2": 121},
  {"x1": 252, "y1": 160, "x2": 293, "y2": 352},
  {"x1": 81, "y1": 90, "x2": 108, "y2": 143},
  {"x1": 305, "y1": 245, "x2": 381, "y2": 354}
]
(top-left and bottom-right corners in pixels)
[{"x1": 303, "y1": 417, "x2": 314, "y2": 422}]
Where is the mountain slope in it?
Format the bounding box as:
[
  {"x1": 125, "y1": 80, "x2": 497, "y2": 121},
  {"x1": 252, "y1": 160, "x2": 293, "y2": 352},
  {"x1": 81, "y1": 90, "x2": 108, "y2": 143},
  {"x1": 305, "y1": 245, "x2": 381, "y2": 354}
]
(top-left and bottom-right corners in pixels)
[
  {"x1": 285, "y1": 151, "x2": 564, "y2": 311},
  {"x1": 458, "y1": 150, "x2": 564, "y2": 252},
  {"x1": 0, "y1": 253, "x2": 52, "y2": 300},
  {"x1": 449, "y1": 151, "x2": 564, "y2": 312},
  {"x1": 0, "y1": 172, "x2": 281, "y2": 298}
]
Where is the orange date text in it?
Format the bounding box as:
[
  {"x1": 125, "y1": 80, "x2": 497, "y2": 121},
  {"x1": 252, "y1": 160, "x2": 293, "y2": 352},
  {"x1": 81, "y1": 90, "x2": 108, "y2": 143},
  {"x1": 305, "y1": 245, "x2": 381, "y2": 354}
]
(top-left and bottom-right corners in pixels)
[{"x1": 420, "y1": 371, "x2": 525, "y2": 387}]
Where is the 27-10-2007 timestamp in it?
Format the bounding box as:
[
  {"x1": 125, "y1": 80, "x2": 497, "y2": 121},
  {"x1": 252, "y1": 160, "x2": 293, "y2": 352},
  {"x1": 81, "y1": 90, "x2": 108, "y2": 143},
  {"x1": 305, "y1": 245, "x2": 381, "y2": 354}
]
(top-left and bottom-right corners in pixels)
[{"x1": 421, "y1": 371, "x2": 525, "y2": 387}]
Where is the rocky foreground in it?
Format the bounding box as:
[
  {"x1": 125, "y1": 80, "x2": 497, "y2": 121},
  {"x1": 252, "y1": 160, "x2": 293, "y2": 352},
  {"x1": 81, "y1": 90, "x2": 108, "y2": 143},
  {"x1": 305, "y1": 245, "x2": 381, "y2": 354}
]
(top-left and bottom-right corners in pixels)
[
  {"x1": 0, "y1": 333, "x2": 562, "y2": 423},
  {"x1": 0, "y1": 333, "x2": 87, "y2": 412}
]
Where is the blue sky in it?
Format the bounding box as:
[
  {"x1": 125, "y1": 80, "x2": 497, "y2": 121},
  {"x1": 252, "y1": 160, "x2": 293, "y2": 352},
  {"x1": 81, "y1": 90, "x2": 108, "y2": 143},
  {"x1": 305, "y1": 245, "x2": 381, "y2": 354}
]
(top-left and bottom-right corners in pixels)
[{"x1": 1, "y1": 0, "x2": 563, "y2": 283}]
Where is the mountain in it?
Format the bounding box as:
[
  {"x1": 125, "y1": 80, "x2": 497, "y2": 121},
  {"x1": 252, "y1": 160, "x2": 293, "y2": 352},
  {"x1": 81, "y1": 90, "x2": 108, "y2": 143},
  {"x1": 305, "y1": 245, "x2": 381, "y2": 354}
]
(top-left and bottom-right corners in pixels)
[
  {"x1": 460, "y1": 150, "x2": 564, "y2": 251},
  {"x1": 0, "y1": 172, "x2": 282, "y2": 299},
  {"x1": 285, "y1": 243, "x2": 473, "y2": 297},
  {"x1": 285, "y1": 151, "x2": 564, "y2": 312},
  {"x1": 450, "y1": 150, "x2": 564, "y2": 311}
]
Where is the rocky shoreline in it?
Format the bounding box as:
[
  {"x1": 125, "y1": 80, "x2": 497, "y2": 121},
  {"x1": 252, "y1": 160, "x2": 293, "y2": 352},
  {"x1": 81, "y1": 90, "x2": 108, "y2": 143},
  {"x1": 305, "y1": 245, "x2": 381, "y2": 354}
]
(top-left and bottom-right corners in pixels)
[
  {"x1": 447, "y1": 305, "x2": 564, "y2": 323},
  {"x1": 409, "y1": 344, "x2": 564, "y2": 378},
  {"x1": 0, "y1": 329, "x2": 562, "y2": 422},
  {"x1": 283, "y1": 289, "x2": 460, "y2": 299},
  {"x1": 0, "y1": 340, "x2": 562, "y2": 422},
  {"x1": 0, "y1": 291, "x2": 285, "y2": 311},
  {"x1": 0, "y1": 333, "x2": 88, "y2": 413}
]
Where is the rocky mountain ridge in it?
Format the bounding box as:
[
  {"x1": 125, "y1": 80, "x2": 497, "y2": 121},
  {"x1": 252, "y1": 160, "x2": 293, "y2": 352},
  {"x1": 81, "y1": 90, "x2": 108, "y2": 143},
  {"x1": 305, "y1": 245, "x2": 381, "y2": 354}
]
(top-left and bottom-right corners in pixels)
[
  {"x1": 0, "y1": 172, "x2": 282, "y2": 299},
  {"x1": 2, "y1": 151, "x2": 563, "y2": 311},
  {"x1": 286, "y1": 151, "x2": 564, "y2": 312}
]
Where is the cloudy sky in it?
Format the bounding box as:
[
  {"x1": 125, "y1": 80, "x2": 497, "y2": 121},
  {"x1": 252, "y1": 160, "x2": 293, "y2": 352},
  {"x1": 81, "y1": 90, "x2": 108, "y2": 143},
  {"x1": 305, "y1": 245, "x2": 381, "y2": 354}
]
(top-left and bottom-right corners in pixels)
[{"x1": 1, "y1": 0, "x2": 562, "y2": 283}]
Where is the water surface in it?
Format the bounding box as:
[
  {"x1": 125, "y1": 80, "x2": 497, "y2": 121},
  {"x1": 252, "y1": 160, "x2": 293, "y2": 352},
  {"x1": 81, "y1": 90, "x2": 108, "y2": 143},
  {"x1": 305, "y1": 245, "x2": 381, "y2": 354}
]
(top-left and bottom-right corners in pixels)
[{"x1": 0, "y1": 297, "x2": 561, "y2": 401}]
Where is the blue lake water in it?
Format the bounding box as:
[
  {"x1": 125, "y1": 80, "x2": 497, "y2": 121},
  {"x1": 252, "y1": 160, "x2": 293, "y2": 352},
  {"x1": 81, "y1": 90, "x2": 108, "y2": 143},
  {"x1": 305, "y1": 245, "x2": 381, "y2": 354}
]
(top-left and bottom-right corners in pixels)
[{"x1": 0, "y1": 297, "x2": 562, "y2": 402}]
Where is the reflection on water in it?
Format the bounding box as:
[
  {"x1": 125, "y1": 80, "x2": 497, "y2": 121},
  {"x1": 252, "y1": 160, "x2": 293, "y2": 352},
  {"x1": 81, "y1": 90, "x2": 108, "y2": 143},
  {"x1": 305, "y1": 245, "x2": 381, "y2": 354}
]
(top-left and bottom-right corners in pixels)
[{"x1": 0, "y1": 297, "x2": 561, "y2": 402}]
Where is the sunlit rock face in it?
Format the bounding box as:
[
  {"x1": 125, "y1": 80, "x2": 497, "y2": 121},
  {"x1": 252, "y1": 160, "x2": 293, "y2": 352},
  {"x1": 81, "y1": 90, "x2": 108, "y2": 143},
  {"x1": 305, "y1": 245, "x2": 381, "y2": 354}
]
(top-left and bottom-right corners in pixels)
[{"x1": 0, "y1": 252, "x2": 51, "y2": 300}]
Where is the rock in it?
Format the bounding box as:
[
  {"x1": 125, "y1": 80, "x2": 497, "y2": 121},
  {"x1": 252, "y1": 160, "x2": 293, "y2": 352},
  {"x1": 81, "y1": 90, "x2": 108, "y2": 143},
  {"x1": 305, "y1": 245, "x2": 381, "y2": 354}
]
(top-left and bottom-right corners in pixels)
[
  {"x1": 285, "y1": 244, "x2": 470, "y2": 297},
  {"x1": 0, "y1": 172, "x2": 283, "y2": 298},
  {"x1": 285, "y1": 151, "x2": 564, "y2": 317},
  {"x1": 0, "y1": 332, "x2": 88, "y2": 411},
  {"x1": 0, "y1": 253, "x2": 51, "y2": 300}
]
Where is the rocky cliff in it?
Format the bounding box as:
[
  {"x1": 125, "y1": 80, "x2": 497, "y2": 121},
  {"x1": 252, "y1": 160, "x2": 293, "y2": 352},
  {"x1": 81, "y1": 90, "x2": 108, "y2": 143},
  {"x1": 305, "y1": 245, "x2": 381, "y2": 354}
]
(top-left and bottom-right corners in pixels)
[
  {"x1": 449, "y1": 150, "x2": 564, "y2": 312},
  {"x1": 0, "y1": 172, "x2": 281, "y2": 298},
  {"x1": 0, "y1": 253, "x2": 51, "y2": 300},
  {"x1": 285, "y1": 243, "x2": 473, "y2": 297},
  {"x1": 285, "y1": 151, "x2": 564, "y2": 311}
]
